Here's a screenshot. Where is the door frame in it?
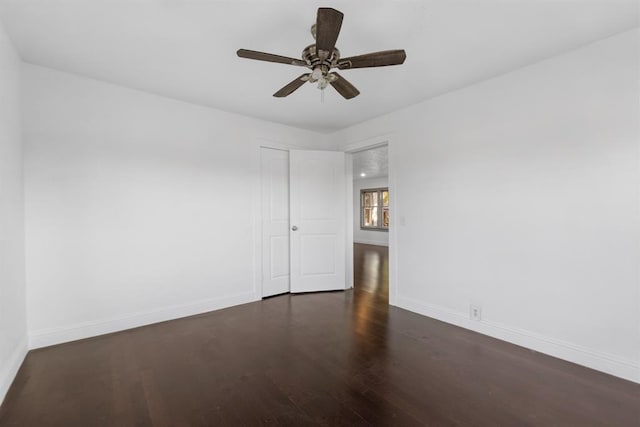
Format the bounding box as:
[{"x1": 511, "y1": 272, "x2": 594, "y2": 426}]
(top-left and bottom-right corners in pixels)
[{"x1": 342, "y1": 134, "x2": 397, "y2": 306}]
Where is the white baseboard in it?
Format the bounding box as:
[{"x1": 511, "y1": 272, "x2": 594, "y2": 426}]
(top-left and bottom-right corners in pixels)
[
  {"x1": 29, "y1": 291, "x2": 258, "y2": 349},
  {"x1": 354, "y1": 239, "x2": 389, "y2": 247},
  {"x1": 395, "y1": 295, "x2": 640, "y2": 384},
  {"x1": 0, "y1": 337, "x2": 28, "y2": 406}
]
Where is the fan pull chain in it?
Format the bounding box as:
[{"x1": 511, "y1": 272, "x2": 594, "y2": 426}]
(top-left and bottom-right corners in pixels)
[{"x1": 321, "y1": 88, "x2": 325, "y2": 104}]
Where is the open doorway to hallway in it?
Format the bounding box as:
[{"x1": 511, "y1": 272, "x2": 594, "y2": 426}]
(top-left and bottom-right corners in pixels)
[{"x1": 351, "y1": 145, "x2": 389, "y2": 300}]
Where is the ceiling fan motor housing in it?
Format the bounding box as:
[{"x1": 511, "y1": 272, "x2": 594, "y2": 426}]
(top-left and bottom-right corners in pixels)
[{"x1": 302, "y1": 44, "x2": 340, "y2": 81}]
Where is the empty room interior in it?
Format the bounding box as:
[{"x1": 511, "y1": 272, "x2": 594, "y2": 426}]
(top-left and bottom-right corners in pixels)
[{"x1": 0, "y1": 0, "x2": 639, "y2": 425}]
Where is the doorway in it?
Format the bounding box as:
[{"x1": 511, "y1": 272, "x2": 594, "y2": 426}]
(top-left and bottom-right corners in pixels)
[{"x1": 350, "y1": 145, "x2": 390, "y2": 300}]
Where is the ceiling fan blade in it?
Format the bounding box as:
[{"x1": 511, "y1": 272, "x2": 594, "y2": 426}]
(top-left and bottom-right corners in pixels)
[
  {"x1": 273, "y1": 74, "x2": 310, "y2": 97},
  {"x1": 337, "y1": 49, "x2": 407, "y2": 69},
  {"x1": 237, "y1": 49, "x2": 308, "y2": 67},
  {"x1": 329, "y1": 72, "x2": 360, "y2": 99},
  {"x1": 315, "y1": 8, "x2": 343, "y2": 60}
]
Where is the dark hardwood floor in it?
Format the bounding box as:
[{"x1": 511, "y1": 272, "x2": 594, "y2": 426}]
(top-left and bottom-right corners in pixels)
[{"x1": 1, "y1": 243, "x2": 638, "y2": 426}]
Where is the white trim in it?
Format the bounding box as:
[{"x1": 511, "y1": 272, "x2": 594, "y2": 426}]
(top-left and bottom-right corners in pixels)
[
  {"x1": 342, "y1": 134, "x2": 392, "y2": 154},
  {"x1": 395, "y1": 295, "x2": 640, "y2": 383},
  {"x1": 354, "y1": 239, "x2": 389, "y2": 247},
  {"x1": 254, "y1": 144, "x2": 266, "y2": 300},
  {"x1": 345, "y1": 153, "x2": 354, "y2": 289},
  {"x1": 387, "y1": 139, "x2": 398, "y2": 306},
  {"x1": 256, "y1": 138, "x2": 297, "y2": 152},
  {"x1": 29, "y1": 291, "x2": 257, "y2": 349},
  {"x1": 0, "y1": 337, "x2": 28, "y2": 405}
]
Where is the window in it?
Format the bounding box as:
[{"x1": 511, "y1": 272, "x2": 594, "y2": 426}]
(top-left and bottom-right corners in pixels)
[{"x1": 361, "y1": 188, "x2": 389, "y2": 231}]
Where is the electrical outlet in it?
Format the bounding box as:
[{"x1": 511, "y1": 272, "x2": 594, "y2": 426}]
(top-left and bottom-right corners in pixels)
[{"x1": 470, "y1": 305, "x2": 482, "y2": 321}]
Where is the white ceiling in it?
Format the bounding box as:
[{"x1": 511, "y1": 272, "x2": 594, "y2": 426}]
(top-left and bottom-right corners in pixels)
[
  {"x1": 0, "y1": 0, "x2": 637, "y2": 133},
  {"x1": 353, "y1": 146, "x2": 388, "y2": 180}
]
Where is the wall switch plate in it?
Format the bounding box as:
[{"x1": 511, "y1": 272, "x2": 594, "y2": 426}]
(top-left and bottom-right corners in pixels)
[
  {"x1": 399, "y1": 216, "x2": 406, "y2": 226},
  {"x1": 470, "y1": 305, "x2": 482, "y2": 321}
]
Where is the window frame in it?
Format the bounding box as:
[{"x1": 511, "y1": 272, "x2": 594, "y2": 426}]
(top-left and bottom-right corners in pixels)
[{"x1": 360, "y1": 187, "x2": 389, "y2": 231}]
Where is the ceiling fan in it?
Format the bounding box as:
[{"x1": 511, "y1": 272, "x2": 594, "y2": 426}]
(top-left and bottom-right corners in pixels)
[{"x1": 236, "y1": 7, "x2": 406, "y2": 100}]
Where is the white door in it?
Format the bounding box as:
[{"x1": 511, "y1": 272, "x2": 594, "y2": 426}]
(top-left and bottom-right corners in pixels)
[
  {"x1": 261, "y1": 148, "x2": 290, "y2": 297},
  {"x1": 289, "y1": 150, "x2": 346, "y2": 293}
]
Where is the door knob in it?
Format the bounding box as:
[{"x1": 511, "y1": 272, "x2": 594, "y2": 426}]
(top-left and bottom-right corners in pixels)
[{"x1": 291, "y1": 226, "x2": 298, "y2": 231}]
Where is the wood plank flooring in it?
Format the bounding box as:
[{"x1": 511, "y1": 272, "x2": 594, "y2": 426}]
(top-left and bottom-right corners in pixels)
[{"x1": 0, "y1": 243, "x2": 638, "y2": 426}]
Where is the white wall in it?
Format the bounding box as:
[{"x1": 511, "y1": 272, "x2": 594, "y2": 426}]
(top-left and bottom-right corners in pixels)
[
  {"x1": 353, "y1": 177, "x2": 389, "y2": 246},
  {"x1": 22, "y1": 64, "x2": 326, "y2": 348},
  {"x1": 12, "y1": 24, "x2": 640, "y2": 386},
  {"x1": 333, "y1": 30, "x2": 640, "y2": 382},
  {"x1": 0, "y1": 20, "x2": 27, "y2": 404}
]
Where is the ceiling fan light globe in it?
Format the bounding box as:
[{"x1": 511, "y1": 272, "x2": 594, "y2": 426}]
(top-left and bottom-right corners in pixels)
[{"x1": 311, "y1": 67, "x2": 323, "y2": 81}]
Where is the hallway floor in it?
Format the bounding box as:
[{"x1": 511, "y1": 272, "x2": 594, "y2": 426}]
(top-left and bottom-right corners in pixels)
[
  {"x1": 353, "y1": 243, "x2": 389, "y2": 298},
  {"x1": 0, "y1": 244, "x2": 638, "y2": 425}
]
